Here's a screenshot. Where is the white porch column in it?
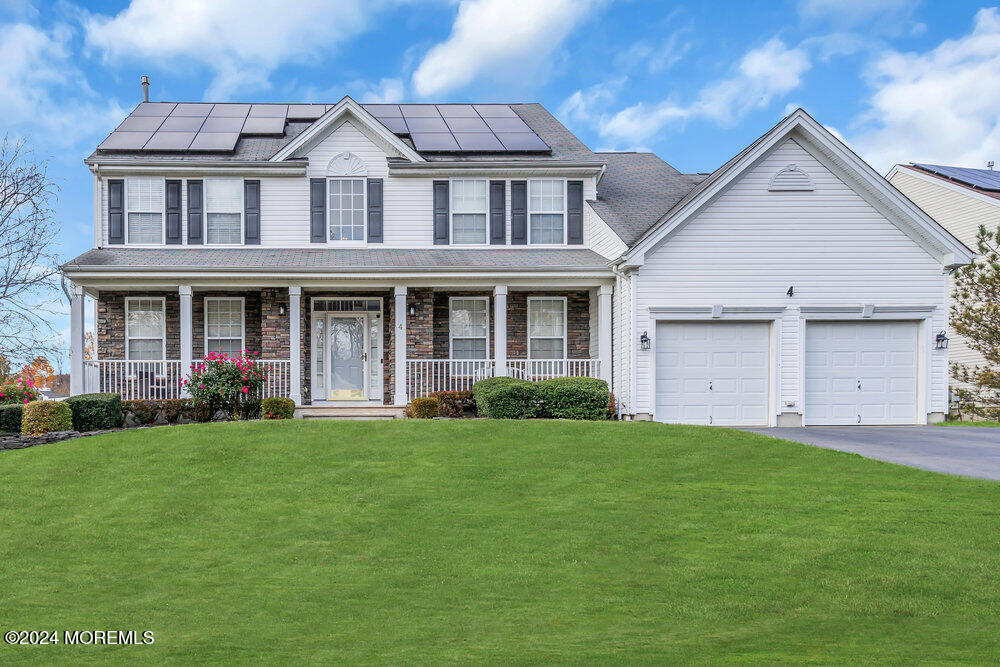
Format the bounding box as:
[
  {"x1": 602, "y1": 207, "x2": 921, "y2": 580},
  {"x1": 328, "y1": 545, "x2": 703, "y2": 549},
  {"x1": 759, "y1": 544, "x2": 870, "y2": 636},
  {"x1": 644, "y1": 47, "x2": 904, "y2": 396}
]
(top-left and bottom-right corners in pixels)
[
  {"x1": 598, "y1": 284, "x2": 613, "y2": 385},
  {"x1": 394, "y1": 286, "x2": 407, "y2": 405},
  {"x1": 70, "y1": 283, "x2": 85, "y2": 396},
  {"x1": 289, "y1": 286, "x2": 302, "y2": 405},
  {"x1": 494, "y1": 285, "x2": 508, "y2": 377},
  {"x1": 179, "y1": 286, "x2": 193, "y2": 397}
]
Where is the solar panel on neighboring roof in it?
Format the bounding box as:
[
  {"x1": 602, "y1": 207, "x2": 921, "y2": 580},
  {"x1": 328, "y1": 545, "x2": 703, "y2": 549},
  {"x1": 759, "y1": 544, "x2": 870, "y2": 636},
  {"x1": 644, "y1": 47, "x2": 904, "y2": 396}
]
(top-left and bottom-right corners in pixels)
[
  {"x1": 209, "y1": 104, "x2": 251, "y2": 117},
  {"x1": 437, "y1": 104, "x2": 478, "y2": 118},
  {"x1": 364, "y1": 104, "x2": 401, "y2": 117},
  {"x1": 117, "y1": 116, "x2": 165, "y2": 132},
  {"x1": 473, "y1": 104, "x2": 518, "y2": 118},
  {"x1": 444, "y1": 117, "x2": 490, "y2": 132},
  {"x1": 405, "y1": 116, "x2": 449, "y2": 133},
  {"x1": 172, "y1": 103, "x2": 213, "y2": 117},
  {"x1": 400, "y1": 105, "x2": 442, "y2": 118},
  {"x1": 374, "y1": 117, "x2": 409, "y2": 134},
  {"x1": 913, "y1": 163, "x2": 1000, "y2": 192},
  {"x1": 484, "y1": 116, "x2": 531, "y2": 133},
  {"x1": 496, "y1": 133, "x2": 549, "y2": 151},
  {"x1": 200, "y1": 116, "x2": 245, "y2": 132}
]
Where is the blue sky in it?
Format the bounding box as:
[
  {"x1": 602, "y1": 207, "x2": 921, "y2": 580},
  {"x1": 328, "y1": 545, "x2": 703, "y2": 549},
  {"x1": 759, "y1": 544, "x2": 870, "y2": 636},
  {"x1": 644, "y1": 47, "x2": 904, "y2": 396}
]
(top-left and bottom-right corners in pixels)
[{"x1": 1, "y1": 0, "x2": 999, "y2": 357}]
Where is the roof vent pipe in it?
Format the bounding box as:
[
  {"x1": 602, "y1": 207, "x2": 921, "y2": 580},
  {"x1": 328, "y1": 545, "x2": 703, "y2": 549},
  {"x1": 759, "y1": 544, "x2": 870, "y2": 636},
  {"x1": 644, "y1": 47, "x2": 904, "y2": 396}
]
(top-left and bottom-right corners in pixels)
[{"x1": 141, "y1": 75, "x2": 149, "y2": 103}]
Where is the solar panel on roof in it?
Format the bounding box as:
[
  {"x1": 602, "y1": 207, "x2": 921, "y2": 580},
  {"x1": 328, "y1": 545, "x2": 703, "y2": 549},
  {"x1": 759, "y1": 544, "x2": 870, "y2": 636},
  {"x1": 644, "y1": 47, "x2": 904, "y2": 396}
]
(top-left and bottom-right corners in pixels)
[
  {"x1": 363, "y1": 104, "x2": 401, "y2": 117},
  {"x1": 444, "y1": 117, "x2": 490, "y2": 132},
  {"x1": 453, "y1": 133, "x2": 505, "y2": 151},
  {"x1": 473, "y1": 104, "x2": 518, "y2": 118},
  {"x1": 241, "y1": 116, "x2": 285, "y2": 134},
  {"x1": 158, "y1": 116, "x2": 206, "y2": 132},
  {"x1": 209, "y1": 104, "x2": 250, "y2": 117},
  {"x1": 404, "y1": 116, "x2": 449, "y2": 133},
  {"x1": 437, "y1": 105, "x2": 479, "y2": 118},
  {"x1": 248, "y1": 104, "x2": 287, "y2": 118},
  {"x1": 188, "y1": 132, "x2": 240, "y2": 151},
  {"x1": 200, "y1": 116, "x2": 245, "y2": 132},
  {"x1": 171, "y1": 103, "x2": 213, "y2": 117},
  {"x1": 287, "y1": 104, "x2": 326, "y2": 120},
  {"x1": 914, "y1": 163, "x2": 1000, "y2": 191},
  {"x1": 496, "y1": 132, "x2": 549, "y2": 151},
  {"x1": 143, "y1": 131, "x2": 197, "y2": 150},
  {"x1": 117, "y1": 116, "x2": 165, "y2": 132},
  {"x1": 484, "y1": 116, "x2": 531, "y2": 133},
  {"x1": 410, "y1": 133, "x2": 460, "y2": 151},
  {"x1": 374, "y1": 117, "x2": 409, "y2": 134},
  {"x1": 132, "y1": 102, "x2": 176, "y2": 117},
  {"x1": 400, "y1": 105, "x2": 441, "y2": 118},
  {"x1": 98, "y1": 131, "x2": 155, "y2": 150}
]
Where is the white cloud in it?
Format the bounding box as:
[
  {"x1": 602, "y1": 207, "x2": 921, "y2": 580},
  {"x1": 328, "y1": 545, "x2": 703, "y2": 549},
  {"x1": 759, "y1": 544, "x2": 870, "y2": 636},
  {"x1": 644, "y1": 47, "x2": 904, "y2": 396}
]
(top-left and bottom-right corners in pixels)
[
  {"x1": 84, "y1": 0, "x2": 416, "y2": 100},
  {"x1": 851, "y1": 8, "x2": 1000, "y2": 172},
  {"x1": 358, "y1": 78, "x2": 406, "y2": 104},
  {"x1": 0, "y1": 22, "x2": 124, "y2": 146},
  {"x1": 797, "y1": 0, "x2": 912, "y2": 26},
  {"x1": 412, "y1": 0, "x2": 600, "y2": 97},
  {"x1": 614, "y1": 27, "x2": 692, "y2": 74},
  {"x1": 557, "y1": 78, "x2": 623, "y2": 127}
]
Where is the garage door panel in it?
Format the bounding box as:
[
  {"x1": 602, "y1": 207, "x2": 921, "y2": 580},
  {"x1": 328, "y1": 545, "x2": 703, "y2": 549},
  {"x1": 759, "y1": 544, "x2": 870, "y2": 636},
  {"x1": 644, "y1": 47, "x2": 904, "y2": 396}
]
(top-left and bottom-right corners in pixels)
[
  {"x1": 655, "y1": 321, "x2": 770, "y2": 426},
  {"x1": 805, "y1": 321, "x2": 918, "y2": 426}
]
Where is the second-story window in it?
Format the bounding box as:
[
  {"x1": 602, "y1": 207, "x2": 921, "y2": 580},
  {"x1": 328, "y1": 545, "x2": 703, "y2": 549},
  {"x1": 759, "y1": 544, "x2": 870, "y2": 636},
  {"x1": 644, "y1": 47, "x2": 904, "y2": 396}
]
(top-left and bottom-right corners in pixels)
[
  {"x1": 329, "y1": 178, "x2": 365, "y2": 242},
  {"x1": 451, "y1": 179, "x2": 488, "y2": 244},
  {"x1": 206, "y1": 178, "x2": 243, "y2": 245},
  {"x1": 126, "y1": 177, "x2": 164, "y2": 244},
  {"x1": 529, "y1": 179, "x2": 565, "y2": 244}
]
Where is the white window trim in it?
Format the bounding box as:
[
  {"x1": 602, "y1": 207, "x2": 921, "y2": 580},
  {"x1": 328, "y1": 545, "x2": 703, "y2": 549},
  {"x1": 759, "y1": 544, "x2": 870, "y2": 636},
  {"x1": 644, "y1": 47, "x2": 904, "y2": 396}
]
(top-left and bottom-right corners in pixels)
[
  {"x1": 527, "y1": 178, "x2": 567, "y2": 246},
  {"x1": 449, "y1": 296, "x2": 490, "y2": 359},
  {"x1": 527, "y1": 296, "x2": 567, "y2": 359},
  {"x1": 124, "y1": 296, "x2": 166, "y2": 360},
  {"x1": 203, "y1": 296, "x2": 246, "y2": 356},
  {"x1": 124, "y1": 177, "x2": 166, "y2": 246},
  {"x1": 204, "y1": 177, "x2": 244, "y2": 246},
  {"x1": 449, "y1": 177, "x2": 490, "y2": 246},
  {"x1": 326, "y1": 177, "x2": 368, "y2": 247}
]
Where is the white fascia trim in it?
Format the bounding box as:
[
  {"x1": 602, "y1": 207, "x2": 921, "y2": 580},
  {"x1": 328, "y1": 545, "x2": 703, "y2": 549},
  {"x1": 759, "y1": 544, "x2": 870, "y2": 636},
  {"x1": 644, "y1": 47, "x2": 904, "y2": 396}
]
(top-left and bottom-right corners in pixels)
[
  {"x1": 647, "y1": 305, "x2": 786, "y2": 319},
  {"x1": 888, "y1": 164, "x2": 1000, "y2": 210},
  {"x1": 623, "y1": 109, "x2": 975, "y2": 268},
  {"x1": 388, "y1": 162, "x2": 604, "y2": 177},
  {"x1": 91, "y1": 163, "x2": 305, "y2": 176},
  {"x1": 271, "y1": 96, "x2": 424, "y2": 163}
]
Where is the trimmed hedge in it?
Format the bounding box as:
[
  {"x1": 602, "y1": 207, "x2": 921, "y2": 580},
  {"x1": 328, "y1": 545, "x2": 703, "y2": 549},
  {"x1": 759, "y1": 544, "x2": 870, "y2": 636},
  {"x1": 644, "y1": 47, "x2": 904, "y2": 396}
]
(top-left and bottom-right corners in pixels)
[
  {"x1": 66, "y1": 392, "x2": 123, "y2": 432},
  {"x1": 473, "y1": 377, "x2": 536, "y2": 419},
  {"x1": 534, "y1": 377, "x2": 610, "y2": 420},
  {"x1": 410, "y1": 396, "x2": 439, "y2": 419},
  {"x1": 429, "y1": 390, "x2": 474, "y2": 417},
  {"x1": 0, "y1": 404, "x2": 23, "y2": 433},
  {"x1": 262, "y1": 397, "x2": 295, "y2": 419},
  {"x1": 22, "y1": 401, "x2": 73, "y2": 436}
]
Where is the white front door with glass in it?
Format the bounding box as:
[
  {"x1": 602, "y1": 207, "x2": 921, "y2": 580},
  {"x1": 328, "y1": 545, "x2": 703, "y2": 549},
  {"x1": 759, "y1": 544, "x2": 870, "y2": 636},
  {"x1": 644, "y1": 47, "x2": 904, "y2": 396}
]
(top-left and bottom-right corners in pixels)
[
  {"x1": 328, "y1": 314, "x2": 367, "y2": 399},
  {"x1": 312, "y1": 299, "x2": 383, "y2": 402}
]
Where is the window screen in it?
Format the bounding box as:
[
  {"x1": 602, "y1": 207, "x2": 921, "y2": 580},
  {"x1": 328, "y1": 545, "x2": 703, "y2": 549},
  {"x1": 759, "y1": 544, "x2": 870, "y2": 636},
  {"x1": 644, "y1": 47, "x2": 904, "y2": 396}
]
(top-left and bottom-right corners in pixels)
[
  {"x1": 205, "y1": 298, "x2": 244, "y2": 355},
  {"x1": 126, "y1": 297, "x2": 165, "y2": 360},
  {"x1": 126, "y1": 177, "x2": 164, "y2": 244},
  {"x1": 206, "y1": 178, "x2": 242, "y2": 244},
  {"x1": 450, "y1": 298, "x2": 489, "y2": 359},
  {"x1": 528, "y1": 298, "x2": 566, "y2": 359},
  {"x1": 451, "y1": 179, "x2": 488, "y2": 244},
  {"x1": 529, "y1": 179, "x2": 565, "y2": 244}
]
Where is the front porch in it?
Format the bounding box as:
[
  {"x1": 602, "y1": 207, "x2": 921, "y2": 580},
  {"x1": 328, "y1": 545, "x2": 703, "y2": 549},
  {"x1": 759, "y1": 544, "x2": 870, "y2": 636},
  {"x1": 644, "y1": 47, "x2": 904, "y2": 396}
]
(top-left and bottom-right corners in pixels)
[{"x1": 71, "y1": 283, "x2": 612, "y2": 406}]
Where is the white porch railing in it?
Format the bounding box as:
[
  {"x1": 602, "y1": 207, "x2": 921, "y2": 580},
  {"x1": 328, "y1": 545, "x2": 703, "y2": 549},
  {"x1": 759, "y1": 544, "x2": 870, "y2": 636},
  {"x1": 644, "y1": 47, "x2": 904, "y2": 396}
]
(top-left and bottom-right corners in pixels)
[
  {"x1": 506, "y1": 359, "x2": 601, "y2": 381},
  {"x1": 406, "y1": 359, "x2": 495, "y2": 398},
  {"x1": 82, "y1": 359, "x2": 292, "y2": 400}
]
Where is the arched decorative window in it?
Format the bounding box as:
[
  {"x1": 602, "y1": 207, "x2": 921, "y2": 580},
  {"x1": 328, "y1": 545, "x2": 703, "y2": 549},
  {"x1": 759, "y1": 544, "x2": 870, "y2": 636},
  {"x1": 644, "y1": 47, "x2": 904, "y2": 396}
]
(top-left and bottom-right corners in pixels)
[
  {"x1": 326, "y1": 152, "x2": 367, "y2": 177},
  {"x1": 769, "y1": 163, "x2": 813, "y2": 191}
]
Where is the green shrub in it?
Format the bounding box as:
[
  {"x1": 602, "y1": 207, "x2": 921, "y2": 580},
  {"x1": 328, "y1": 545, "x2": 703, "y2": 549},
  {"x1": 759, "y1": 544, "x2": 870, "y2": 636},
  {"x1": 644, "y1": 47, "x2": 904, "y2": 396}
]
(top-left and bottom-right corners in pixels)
[
  {"x1": 410, "y1": 396, "x2": 439, "y2": 419},
  {"x1": 183, "y1": 351, "x2": 268, "y2": 420},
  {"x1": 22, "y1": 401, "x2": 73, "y2": 436},
  {"x1": 0, "y1": 404, "x2": 23, "y2": 433},
  {"x1": 473, "y1": 376, "x2": 536, "y2": 419},
  {"x1": 262, "y1": 397, "x2": 295, "y2": 419},
  {"x1": 534, "y1": 377, "x2": 610, "y2": 420},
  {"x1": 65, "y1": 392, "x2": 123, "y2": 431},
  {"x1": 0, "y1": 377, "x2": 39, "y2": 405},
  {"x1": 123, "y1": 399, "x2": 193, "y2": 425},
  {"x1": 429, "y1": 390, "x2": 474, "y2": 417}
]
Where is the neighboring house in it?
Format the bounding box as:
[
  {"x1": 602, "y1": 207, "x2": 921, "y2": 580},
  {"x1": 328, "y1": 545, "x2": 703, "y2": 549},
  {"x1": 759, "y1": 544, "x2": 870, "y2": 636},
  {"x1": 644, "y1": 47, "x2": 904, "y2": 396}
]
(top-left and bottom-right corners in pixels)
[
  {"x1": 61, "y1": 95, "x2": 973, "y2": 426},
  {"x1": 888, "y1": 163, "x2": 1000, "y2": 377}
]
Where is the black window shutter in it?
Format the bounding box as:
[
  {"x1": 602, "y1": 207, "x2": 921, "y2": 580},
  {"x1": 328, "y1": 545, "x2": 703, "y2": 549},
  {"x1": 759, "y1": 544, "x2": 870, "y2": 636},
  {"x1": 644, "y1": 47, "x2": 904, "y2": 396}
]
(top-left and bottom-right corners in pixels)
[
  {"x1": 310, "y1": 178, "x2": 326, "y2": 243},
  {"x1": 367, "y1": 178, "x2": 383, "y2": 243},
  {"x1": 187, "y1": 180, "x2": 203, "y2": 245},
  {"x1": 165, "y1": 179, "x2": 182, "y2": 244},
  {"x1": 567, "y1": 180, "x2": 583, "y2": 245},
  {"x1": 510, "y1": 180, "x2": 527, "y2": 245},
  {"x1": 108, "y1": 179, "x2": 124, "y2": 245},
  {"x1": 433, "y1": 180, "x2": 449, "y2": 245},
  {"x1": 244, "y1": 179, "x2": 261, "y2": 245},
  {"x1": 489, "y1": 180, "x2": 506, "y2": 245}
]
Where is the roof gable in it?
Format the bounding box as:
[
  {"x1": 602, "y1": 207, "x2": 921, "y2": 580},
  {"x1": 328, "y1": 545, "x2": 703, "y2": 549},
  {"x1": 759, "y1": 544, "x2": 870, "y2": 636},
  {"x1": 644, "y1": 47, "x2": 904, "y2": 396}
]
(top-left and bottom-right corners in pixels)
[{"x1": 623, "y1": 109, "x2": 975, "y2": 269}]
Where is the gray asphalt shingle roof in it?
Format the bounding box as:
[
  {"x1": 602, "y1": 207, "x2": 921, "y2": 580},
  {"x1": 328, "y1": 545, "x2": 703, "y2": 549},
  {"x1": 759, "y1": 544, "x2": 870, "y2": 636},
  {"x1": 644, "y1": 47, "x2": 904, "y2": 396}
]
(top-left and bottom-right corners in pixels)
[
  {"x1": 61, "y1": 248, "x2": 611, "y2": 272},
  {"x1": 590, "y1": 152, "x2": 708, "y2": 246}
]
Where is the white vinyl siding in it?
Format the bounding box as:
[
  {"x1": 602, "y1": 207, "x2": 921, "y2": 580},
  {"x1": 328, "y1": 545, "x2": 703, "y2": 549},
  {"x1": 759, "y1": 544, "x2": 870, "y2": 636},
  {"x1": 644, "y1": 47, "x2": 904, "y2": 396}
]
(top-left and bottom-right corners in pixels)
[
  {"x1": 125, "y1": 297, "x2": 165, "y2": 360},
  {"x1": 632, "y1": 137, "x2": 950, "y2": 419},
  {"x1": 205, "y1": 178, "x2": 242, "y2": 245},
  {"x1": 529, "y1": 179, "x2": 566, "y2": 245},
  {"x1": 449, "y1": 297, "x2": 489, "y2": 359},
  {"x1": 528, "y1": 297, "x2": 567, "y2": 359},
  {"x1": 126, "y1": 177, "x2": 164, "y2": 245},
  {"x1": 451, "y1": 179, "x2": 488, "y2": 245},
  {"x1": 205, "y1": 297, "x2": 245, "y2": 356},
  {"x1": 328, "y1": 178, "x2": 365, "y2": 242}
]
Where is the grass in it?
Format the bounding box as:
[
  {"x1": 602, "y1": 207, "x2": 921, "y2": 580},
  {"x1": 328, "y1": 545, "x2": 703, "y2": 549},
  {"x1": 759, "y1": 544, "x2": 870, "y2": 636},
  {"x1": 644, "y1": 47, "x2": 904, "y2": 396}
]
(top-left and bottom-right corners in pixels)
[
  {"x1": 938, "y1": 420, "x2": 1000, "y2": 427},
  {"x1": 1, "y1": 420, "x2": 999, "y2": 664}
]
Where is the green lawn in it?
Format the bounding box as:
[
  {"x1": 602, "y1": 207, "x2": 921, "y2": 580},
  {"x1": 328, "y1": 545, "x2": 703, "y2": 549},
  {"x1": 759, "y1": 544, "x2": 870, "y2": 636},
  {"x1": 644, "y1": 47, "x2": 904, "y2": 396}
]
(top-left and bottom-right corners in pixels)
[
  {"x1": 2, "y1": 421, "x2": 999, "y2": 664},
  {"x1": 938, "y1": 420, "x2": 1000, "y2": 427}
]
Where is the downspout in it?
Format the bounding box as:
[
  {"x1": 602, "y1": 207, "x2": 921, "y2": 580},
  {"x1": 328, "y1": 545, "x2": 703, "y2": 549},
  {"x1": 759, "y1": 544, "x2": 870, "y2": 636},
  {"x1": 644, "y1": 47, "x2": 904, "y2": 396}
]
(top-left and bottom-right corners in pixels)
[{"x1": 611, "y1": 258, "x2": 631, "y2": 420}]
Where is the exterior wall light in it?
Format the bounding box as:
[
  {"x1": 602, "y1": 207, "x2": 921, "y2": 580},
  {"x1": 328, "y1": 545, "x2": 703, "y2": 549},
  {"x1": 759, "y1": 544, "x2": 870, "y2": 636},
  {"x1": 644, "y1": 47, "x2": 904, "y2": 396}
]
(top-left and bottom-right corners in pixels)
[
  {"x1": 640, "y1": 331, "x2": 650, "y2": 350},
  {"x1": 279, "y1": 305, "x2": 287, "y2": 316},
  {"x1": 935, "y1": 331, "x2": 949, "y2": 349},
  {"x1": 408, "y1": 305, "x2": 416, "y2": 317}
]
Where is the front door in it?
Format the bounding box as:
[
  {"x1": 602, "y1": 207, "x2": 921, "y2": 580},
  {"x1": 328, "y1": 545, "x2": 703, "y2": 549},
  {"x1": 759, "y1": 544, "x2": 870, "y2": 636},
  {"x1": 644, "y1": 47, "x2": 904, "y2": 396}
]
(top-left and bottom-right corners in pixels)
[{"x1": 328, "y1": 314, "x2": 368, "y2": 399}]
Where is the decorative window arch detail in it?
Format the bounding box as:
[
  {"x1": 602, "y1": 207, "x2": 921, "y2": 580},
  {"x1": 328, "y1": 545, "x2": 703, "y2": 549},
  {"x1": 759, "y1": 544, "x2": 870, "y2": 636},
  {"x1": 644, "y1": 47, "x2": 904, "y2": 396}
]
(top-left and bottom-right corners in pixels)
[
  {"x1": 769, "y1": 163, "x2": 813, "y2": 191},
  {"x1": 326, "y1": 152, "x2": 367, "y2": 177}
]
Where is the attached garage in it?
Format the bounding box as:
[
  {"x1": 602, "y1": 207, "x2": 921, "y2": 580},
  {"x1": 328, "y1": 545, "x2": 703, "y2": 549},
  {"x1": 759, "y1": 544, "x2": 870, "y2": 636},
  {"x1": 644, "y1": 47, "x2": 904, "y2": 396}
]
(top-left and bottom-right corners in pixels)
[
  {"x1": 804, "y1": 321, "x2": 919, "y2": 425},
  {"x1": 654, "y1": 321, "x2": 770, "y2": 426}
]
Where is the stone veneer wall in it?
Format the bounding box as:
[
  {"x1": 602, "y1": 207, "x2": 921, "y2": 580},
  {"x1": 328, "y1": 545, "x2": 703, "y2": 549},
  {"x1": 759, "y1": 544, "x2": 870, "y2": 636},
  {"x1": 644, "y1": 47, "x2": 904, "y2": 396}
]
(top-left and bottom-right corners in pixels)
[
  {"x1": 192, "y1": 292, "x2": 262, "y2": 359},
  {"x1": 96, "y1": 291, "x2": 180, "y2": 360},
  {"x1": 506, "y1": 290, "x2": 590, "y2": 358},
  {"x1": 261, "y1": 288, "x2": 290, "y2": 358}
]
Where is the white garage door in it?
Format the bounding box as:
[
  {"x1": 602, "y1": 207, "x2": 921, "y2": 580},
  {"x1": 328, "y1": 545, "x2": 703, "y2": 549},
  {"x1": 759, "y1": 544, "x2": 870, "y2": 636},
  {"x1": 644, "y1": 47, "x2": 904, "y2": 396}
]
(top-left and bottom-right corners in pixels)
[
  {"x1": 805, "y1": 321, "x2": 918, "y2": 426},
  {"x1": 654, "y1": 321, "x2": 770, "y2": 426}
]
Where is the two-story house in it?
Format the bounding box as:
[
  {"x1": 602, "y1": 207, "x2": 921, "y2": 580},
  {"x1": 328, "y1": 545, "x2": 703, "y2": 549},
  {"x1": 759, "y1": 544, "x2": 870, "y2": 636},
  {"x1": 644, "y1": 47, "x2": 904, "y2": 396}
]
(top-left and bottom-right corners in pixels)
[{"x1": 61, "y1": 94, "x2": 974, "y2": 425}]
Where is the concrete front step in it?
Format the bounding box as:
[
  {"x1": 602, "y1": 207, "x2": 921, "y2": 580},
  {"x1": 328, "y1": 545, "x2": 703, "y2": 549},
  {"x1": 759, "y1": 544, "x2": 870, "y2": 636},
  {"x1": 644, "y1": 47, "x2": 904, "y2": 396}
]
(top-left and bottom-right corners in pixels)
[{"x1": 295, "y1": 405, "x2": 405, "y2": 420}]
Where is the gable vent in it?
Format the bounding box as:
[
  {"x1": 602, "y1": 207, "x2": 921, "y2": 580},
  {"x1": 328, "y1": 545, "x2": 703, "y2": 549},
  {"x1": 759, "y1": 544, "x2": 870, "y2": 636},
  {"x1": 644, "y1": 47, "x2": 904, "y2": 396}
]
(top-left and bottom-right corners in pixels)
[
  {"x1": 326, "y1": 152, "x2": 367, "y2": 177},
  {"x1": 769, "y1": 163, "x2": 813, "y2": 191}
]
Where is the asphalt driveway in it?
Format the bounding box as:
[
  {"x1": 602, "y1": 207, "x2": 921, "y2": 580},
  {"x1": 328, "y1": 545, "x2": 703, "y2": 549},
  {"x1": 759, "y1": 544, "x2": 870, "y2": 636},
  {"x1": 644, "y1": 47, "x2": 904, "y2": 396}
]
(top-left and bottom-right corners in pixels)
[{"x1": 742, "y1": 426, "x2": 1000, "y2": 481}]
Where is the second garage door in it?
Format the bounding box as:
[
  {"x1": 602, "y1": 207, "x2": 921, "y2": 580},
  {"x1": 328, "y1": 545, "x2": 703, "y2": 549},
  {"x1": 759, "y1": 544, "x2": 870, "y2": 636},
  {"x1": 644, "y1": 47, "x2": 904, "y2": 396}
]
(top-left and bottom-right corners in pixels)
[
  {"x1": 804, "y1": 321, "x2": 918, "y2": 425},
  {"x1": 654, "y1": 321, "x2": 770, "y2": 426}
]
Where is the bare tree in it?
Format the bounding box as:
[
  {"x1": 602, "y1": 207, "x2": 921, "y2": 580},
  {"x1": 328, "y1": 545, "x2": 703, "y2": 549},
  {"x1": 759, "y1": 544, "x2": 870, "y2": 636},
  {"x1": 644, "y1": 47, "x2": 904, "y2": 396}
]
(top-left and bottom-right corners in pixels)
[{"x1": 0, "y1": 135, "x2": 59, "y2": 364}]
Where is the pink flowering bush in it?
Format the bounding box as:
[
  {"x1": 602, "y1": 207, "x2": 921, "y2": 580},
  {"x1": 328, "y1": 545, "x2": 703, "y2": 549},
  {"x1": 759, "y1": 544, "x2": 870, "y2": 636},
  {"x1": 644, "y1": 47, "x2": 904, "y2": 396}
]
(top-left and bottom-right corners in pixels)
[
  {"x1": 181, "y1": 351, "x2": 268, "y2": 420},
  {"x1": 0, "y1": 376, "x2": 39, "y2": 405}
]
